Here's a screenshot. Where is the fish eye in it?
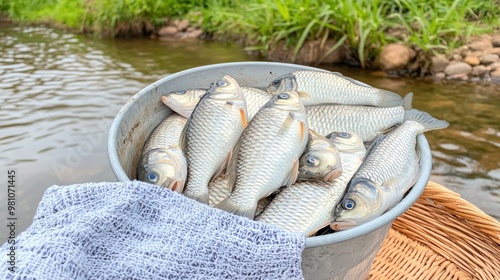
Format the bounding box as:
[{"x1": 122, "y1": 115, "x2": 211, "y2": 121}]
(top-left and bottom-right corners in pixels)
[
  {"x1": 341, "y1": 199, "x2": 356, "y2": 210},
  {"x1": 147, "y1": 172, "x2": 159, "y2": 183},
  {"x1": 278, "y1": 93, "x2": 289, "y2": 99},
  {"x1": 216, "y1": 81, "x2": 228, "y2": 87},
  {"x1": 271, "y1": 79, "x2": 281, "y2": 87},
  {"x1": 174, "y1": 90, "x2": 186, "y2": 95},
  {"x1": 337, "y1": 132, "x2": 351, "y2": 138},
  {"x1": 306, "y1": 156, "x2": 319, "y2": 167}
]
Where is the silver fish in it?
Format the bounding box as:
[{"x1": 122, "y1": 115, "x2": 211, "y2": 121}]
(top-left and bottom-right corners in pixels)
[
  {"x1": 208, "y1": 174, "x2": 272, "y2": 216},
  {"x1": 208, "y1": 130, "x2": 342, "y2": 205},
  {"x1": 181, "y1": 75, "x2": 248, "y2": 204},
  {"x1": 256, "y1": 132, "x2": 366, "y2": 236},
  {"x1": 298, "y1": 130, "x2": 342, "y2": 182},
  {"x1": 162, "y1": 87, "x2": 271, "y2": 120},
  {"x1": 215, "y1": 91, "x2": 309, "y2": 219},
  {"x1": 137, "y1": 114, "x2": 188, "y2": 192},
  {"x1": 267, "y1": 70, "x2": 402, "y2": 107},
  {"x1": 161, "y1": 89, "x2": 206, "y2": 118},
  {"x1": 326, "y1": 131, "x2": 367, "y2": 158},
  {"x1": 241, "y1": 87, "x2": 273, "y2": 119},
  {"x1": 306, "y1": 93, "x2": 426, "y2": 142},
  {"x1": 331, "y1": 117, "x2": 449, "y2": 231}
]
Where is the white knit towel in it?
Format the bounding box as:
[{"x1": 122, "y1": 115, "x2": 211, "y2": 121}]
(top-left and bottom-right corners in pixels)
[{"x1": 1, "y1": 181, "x2": 305, "y2": 279}]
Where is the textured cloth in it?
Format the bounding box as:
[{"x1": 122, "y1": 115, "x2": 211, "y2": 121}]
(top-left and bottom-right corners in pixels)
[{"x1": 1, "y1": 181, "x2": 305, "y2": 279}]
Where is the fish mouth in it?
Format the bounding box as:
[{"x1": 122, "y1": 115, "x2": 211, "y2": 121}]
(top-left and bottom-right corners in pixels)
[
  {"x1": 323, "y1": 169, "x2": 342, "y2": 182},
  {"x1": 330, "y1": 221, "x2": 357, "y2": 231}
]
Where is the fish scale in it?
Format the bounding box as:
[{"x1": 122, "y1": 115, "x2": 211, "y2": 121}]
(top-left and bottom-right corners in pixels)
[
  {"x1": 256, "y1": 150, "x2": 365, "y2": 236},
  {"x1": 184, "y1": 97, "x2": 246, "y2": 196},
  {"x1": 230, "y1": 109, "x2": 303, "y2": 205},
  {"x1": 306, "y1": 105, "x2": 405, "y2": 141},
  {"x1": 354, "y1": 121, "x2": 421, "y2": 188},
  {"x1": 332, "y1": 117, "x2": 449, "y2": 230},
  {"x1": 295, "y1": 71, "x2": 383, "y2": 105},
  {"x1": 241, "y1": 87, "x2": 272, "y2": 119},
  {"x1": 268, "y1": 70, "x2": 402, "y2": 107},
  {"x1": 143, "y1": 114, "x2": 187, "y2": 151},
  {"x1": 215, "y1": 91, "x2": 308, "y2": 218},
  {"x1": 182, "y1": 75, "x2": 247, "y2": 204}
]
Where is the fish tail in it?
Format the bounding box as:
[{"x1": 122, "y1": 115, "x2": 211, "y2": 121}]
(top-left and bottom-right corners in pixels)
[
  {"x1": 404, "y1": 110, "x2": 449, "y2": 132},
  {"x1": 215, "y1": 197, "x2": 256, "y2": 219},
  {"x1": 377, "y1": 89, "x2": 403, "y2": 107},
  {"x1": 401, "y1": 92, "x2": 413, "y2": 110}
]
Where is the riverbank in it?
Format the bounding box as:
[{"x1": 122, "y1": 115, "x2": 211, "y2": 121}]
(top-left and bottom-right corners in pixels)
[{"x1": 2, "y1": 0, "x2": 500, "y2": 81}]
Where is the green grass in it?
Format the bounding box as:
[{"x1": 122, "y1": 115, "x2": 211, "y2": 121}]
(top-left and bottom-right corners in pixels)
[{"x1": 2, "y1": 0, "x2": 500, "y2": 67}]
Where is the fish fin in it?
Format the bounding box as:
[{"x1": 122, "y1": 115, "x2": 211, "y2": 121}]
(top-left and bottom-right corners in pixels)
[
  {"x1": 299, "y1": 121, "x2": 306, "y2": 143},
  {"x1": 179, "y1": 120, "x2": 189, "y2": 150},
  {"x1": 380, "y1": 125, "x2": 397, "y2": 135},
  {"x1": 363, "y1": 134, "x2": 385, "y2": 161},
  {"x1": 215, "y1": 197, "x2": 256, "y2": 219},
  {"x1": 225, "y1": 135, "x2": 243, "y2": 192},
  {"x1": 224, "y1": 101, "x2": 248, "y2": 128},
  {"x1": 378, "y1": 89, "x2": 403, "y2": 107},
  {"x1": 278, "y1": 112, "x2": 294, "y2": 136},
  {"x1": 308, "y1": 129, "x2": 323, "y2": 140},
  {"x1": 404, "y1": 110, "x2": 449, "y2": 132},
  {"x1": 211, "y1": 151, "x2": 232, "y2": 183},
  {"x1": 239, "y1": 107, "x2": 248, "y2": 128},
  {"x1": 283, "y1": 158, "x2": 300, "y2": 188},
  {"x1": 401, "y1": 92, "x2": 413, "y2": 110},
  {"x1": 297, "y1": 91, "x2": 310, "y2": 99}
]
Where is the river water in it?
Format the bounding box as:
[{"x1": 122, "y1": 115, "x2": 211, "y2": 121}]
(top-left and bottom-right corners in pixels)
[{"x1": 1, "y1": 26, "x2": 499, "y2": 241}]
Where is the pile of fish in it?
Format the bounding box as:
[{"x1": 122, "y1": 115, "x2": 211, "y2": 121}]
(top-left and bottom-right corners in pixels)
[{"x1": 137, "y1": 70, "x2": 449, "y2": 237}]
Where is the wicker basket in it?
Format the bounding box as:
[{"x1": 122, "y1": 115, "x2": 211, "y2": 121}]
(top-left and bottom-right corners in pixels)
[{"x1": 369, "y1": 181, "x2": 500, "y2": 280}]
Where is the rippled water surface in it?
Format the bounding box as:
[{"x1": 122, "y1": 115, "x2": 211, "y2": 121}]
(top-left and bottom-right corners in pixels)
[{"x1": 1, "y1": 26, "x2": 499, "y2": 241}]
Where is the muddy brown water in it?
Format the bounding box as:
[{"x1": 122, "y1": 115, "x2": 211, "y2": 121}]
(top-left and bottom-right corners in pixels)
[{"x1": 1, "y1": 26, "x2": 499, "y2": 242}]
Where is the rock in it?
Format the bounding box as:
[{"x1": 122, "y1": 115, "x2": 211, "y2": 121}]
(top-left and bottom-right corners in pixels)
[
  {"x1": 452, "y1": 54, "x2": 462, "y2": 61},
  {"x1": 464, "y1": 56, "x2": 480, "y2": 66},
  {"x1": 457, "y1": 45, "x2": 469, "y2": 57},
  {"x1": 158, "y1": 26, "x2": 178, "y2": 36},
  {"x1": 492, "y1": 34, "x2": 500, "y2": 47},
  {"x1": 447, "y1": 73, "x2": 469, "y2": 80},
  {"x1": 489, "y1": 48, "x2": 500, "y2": 55},
  {"x1": 491, "y1": 69, "x2": 500, "y2": 81},
  {"x1": 488, "y1": 62, "x2": 500, "y2": 71},
  {"x1": 175, "y1": 19, "x2": 190, "y2": 31},
  {"x1": 459, "y1": 49, "x2": 470, "y2": 58},
  {"x1": 376, "y1": 43, "x2": 416, "y2": 71},
  {"x1": 186, "y1": 29, "x2": 203, "y2": 39},
  {"x1": 444, "y1": 62, "x2": 472, "y2": 76},
  {"x1": 469, "y1": 40, "x2": 493, "y2": 51},
  {"x1": 430, "y1": 54, "x2": 449, "y2": 74},
  {"x1": 471, "y1": 65, "x2": 487, "y2": 76},
  {"x1": 480, "y1": 54, "x2": 499, "y2": 65},
  {"x1": 435, "y1": 72, "x2": 446, "y2": 79},
  {"x1": 469, "y1": 50, "x2": 485, "y2": 57}
]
